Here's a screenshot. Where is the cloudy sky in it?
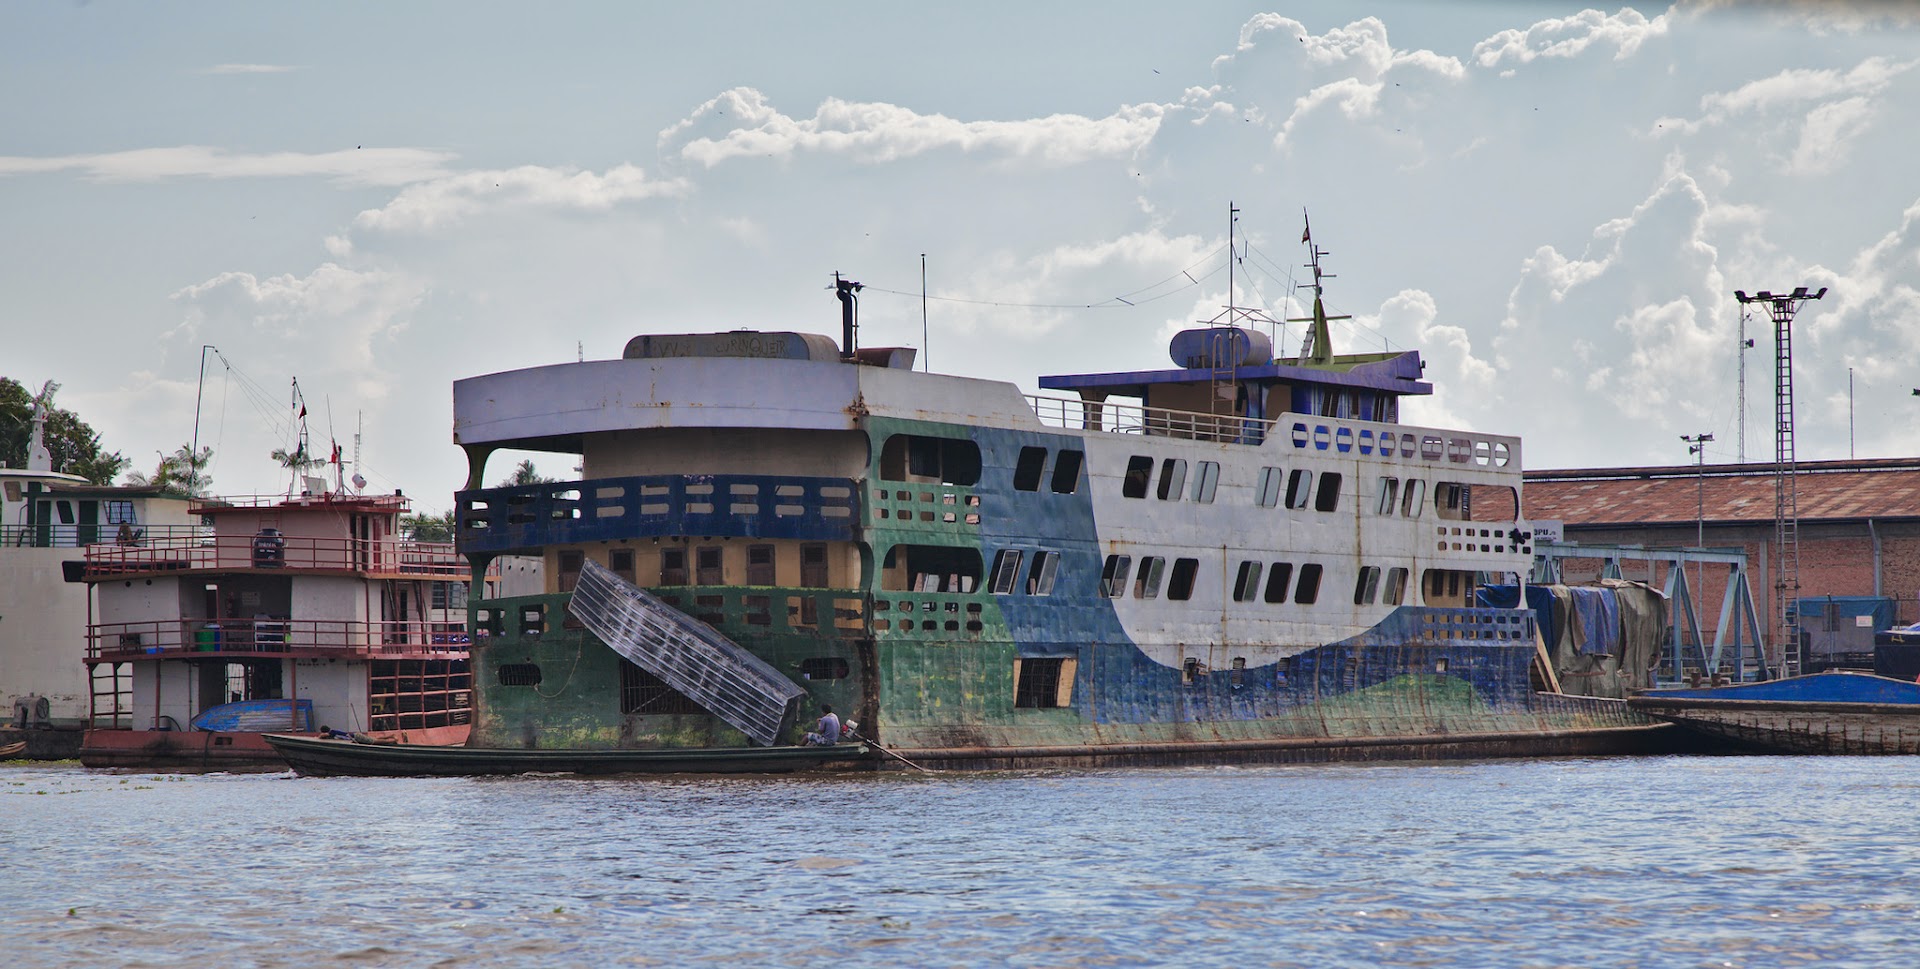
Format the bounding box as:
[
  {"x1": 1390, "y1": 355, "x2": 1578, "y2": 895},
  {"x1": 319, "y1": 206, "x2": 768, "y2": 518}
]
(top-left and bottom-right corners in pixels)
[{"x1": 6, "y1": 1, "x2": 1918, "y2": 513}]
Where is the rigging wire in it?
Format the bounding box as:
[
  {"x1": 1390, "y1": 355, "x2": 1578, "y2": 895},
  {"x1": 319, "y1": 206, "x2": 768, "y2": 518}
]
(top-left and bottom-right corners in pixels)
[
  {"x1": 1242, "y1": 241, "x2": 1409, "y2": 355},
  {"x1": 860, "y1": 242, "x2": 1235, "y2": 311}
]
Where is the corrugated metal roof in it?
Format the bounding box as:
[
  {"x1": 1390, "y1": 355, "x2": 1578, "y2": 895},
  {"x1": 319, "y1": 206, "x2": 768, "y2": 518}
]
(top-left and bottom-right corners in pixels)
[{"x1": 1516, "y1": 458, "x2": 1920, "y2": 526}]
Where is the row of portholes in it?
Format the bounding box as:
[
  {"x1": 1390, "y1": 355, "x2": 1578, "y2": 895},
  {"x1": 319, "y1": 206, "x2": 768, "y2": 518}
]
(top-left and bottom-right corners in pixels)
[{"x1": 1289, "y1": 423, "x2": 1513, "y2": 467}]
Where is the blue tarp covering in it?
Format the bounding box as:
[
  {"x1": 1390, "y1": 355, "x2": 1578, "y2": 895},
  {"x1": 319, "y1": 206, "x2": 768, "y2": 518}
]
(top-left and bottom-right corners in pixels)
[
  {"x1": 1568, "y1": 587, "x2": 1621, "y2": 656},
  {"x1": 189, "y1": 698, "x2": 314, "y2": 732},
  {"x1": 1789, "y1": 596, "x2": 1897, "y2": 632},
  {"x1": 1477, "y1": 585, "x2": 1556, "y2": 650},
  {"x1": 1479, "y1": 585, "x2": 1623, "y2": 656}
]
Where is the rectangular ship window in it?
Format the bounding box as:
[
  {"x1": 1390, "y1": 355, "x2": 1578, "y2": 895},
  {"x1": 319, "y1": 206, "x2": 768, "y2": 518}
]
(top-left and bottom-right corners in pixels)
[
  {"x1": 1383, "y1": 567, "x2": 1409, "y2": 605},
  {"x1": 1286, "y1": 469, "x2": 1312, "y2": 509},
  {"x1": 1295, "y1": 563, "x2": 1323, "y2": 605},
  {"x1": 990, "y1": 549, "x2": 1025, "y2": 595},
  {"x1": 1233, "y1": 561, "x2": 1263, "y2": 602},
  {"x1": 1100, "y1": 554, "x2": 1132, "y2": 598},
  {"x1": 1134, "y1": 556, "x2": 1166, "y2": 599},
  {"x1": 1376, "y1": 477, "x2": 1399, "y2": 516},
  {"x1": 1402, "y1": 480, "x2": 1426, "y2": 518},
  {"x1": 1191, "y1": 461, "x2": 1219, "y2": 503},
  {"x1": 1264, "y1": 562, "x2": 1293, "y2": 604},
  {"x1": 1013, "y1": 446, "x2": 1048, "y2": 492},
  {"x1": 1013, "y1": 657, "x2": 1072, "y2": 709},
  {"x1": 1256, "y1": 467, "x2": 1283, "y2": 508},
  {"x1": 1025, "y1": 551, "x2": 1059, "y2": 596},
  {"x1": 1051, "y1": 449, "x2": 1084, "y2": 494},
  {"x1": 1156, "y1": 459, "x2": 1187, "y2": 500},
  {"x1": 1123, "y1": 456, "x2": 1153, "y2": 499},
  {"x1": 1353, "y1": 565, "x2": 1381, "y2": 606},
  {"x1": 1167, "y1": 557, "x2": 1199, "y2": 601},
  {"x1": 1314, "y1": 472, "x2": 1342, "y2": 513}
]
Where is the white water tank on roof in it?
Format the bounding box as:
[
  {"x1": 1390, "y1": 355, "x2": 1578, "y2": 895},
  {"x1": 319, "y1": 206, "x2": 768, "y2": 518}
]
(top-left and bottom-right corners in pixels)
[
  {"x1": 1168, "y1": 327, "x2": 1273, "y2": 369},
  {"x1": 622, "y1": 331, "x2": 841, "y2": 362}
]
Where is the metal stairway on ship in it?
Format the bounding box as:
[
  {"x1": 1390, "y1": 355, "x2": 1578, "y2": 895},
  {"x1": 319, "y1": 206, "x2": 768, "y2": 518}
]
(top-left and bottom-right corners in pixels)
[{"x1": 566, "y1": 559, "x2": 807, "y2": 747}]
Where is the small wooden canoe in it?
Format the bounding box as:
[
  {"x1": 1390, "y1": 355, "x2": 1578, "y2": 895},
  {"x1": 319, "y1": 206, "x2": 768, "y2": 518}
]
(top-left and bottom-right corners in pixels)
[
  {"x1": 0, "y1": 741, "x2": 27, "y2": 759},
  {"x1": 264, "y1": 733, "x2": 870, "y2": 777}
]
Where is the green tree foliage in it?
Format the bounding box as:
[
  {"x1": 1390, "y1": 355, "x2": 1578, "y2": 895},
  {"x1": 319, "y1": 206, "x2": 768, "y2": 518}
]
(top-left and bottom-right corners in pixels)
[
  {"x1": 403, "y1": 509, "x2": 457, "y2": 543},
  {"x1": 0, "y1": 378, "x2": 130, "y2": 484},
  {"x1": 271, "y1": 446, "x2": 324, "y2": 475},
  {"x1": 498, "y1": 459, "x2": 553, "y2": 487},
  {"x1": 127, "y1": 444, "x2": 214, "y2": 497}
]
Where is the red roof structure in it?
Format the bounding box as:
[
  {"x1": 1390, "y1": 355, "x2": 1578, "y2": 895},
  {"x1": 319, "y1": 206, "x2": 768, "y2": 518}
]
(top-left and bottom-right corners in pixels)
[{"x1": 1520, "y1": 458, "x2": 1920, "y2": 526}]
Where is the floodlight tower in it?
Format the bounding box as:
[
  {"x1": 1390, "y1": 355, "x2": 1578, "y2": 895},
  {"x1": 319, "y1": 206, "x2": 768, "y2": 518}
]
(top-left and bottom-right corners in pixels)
[{"x1": 1734, "y1": 285, "x2": 1827, "y2": 676}]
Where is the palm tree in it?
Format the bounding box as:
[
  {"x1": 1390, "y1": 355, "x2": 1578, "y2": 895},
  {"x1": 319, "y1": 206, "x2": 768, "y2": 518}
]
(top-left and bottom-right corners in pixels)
[
  {"x1": 498, "y1": 459, "x2": 552, "y2": 487},
  {"x1": 402, "y1": 509, "x2": 457, "y2": 543},
  {"x1": 126, "y1": 444, "x2": 214, "y2": 497},
  {"x1": 271, "y1": 446, "x2": 323, "y2": 475}
]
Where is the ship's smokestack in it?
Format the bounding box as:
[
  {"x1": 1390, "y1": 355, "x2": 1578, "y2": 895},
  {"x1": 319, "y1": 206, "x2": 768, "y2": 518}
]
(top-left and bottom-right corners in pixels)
[{"x1": 834, "y1": 272, "x2": 862, "y2": 361}]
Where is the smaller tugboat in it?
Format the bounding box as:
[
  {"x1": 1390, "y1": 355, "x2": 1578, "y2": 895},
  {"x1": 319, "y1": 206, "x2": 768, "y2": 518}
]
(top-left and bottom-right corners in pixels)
[
  {"x1": 78, "y1": 483, "x2": 477, "y2": 770},
  {"x1": 1628, "y1": 670, "x2": 1920, "y2": 754}
]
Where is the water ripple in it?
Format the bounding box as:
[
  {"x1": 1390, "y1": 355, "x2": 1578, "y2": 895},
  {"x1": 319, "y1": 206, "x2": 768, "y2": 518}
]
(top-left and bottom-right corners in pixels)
[{"x1": 5, "y1": 756, "x2": 1920, "y2": 967}]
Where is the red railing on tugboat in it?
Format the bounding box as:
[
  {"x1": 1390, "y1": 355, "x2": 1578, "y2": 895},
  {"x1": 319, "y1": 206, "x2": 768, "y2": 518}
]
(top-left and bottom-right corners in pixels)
[
  {"x1": 81, "y1": 535, "x2": 463, "y2": 577},
  {"x1": 86, "y1": 618, "x2": 471, "y2": 660},
  {"x1": 189, "y1": 493, "x2": 412, "y2": 513}
]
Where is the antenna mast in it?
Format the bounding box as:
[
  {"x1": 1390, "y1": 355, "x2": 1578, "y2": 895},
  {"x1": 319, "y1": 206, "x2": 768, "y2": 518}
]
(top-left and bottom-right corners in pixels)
[
  {"x1": 189, "y1": 345, "x2": 216, "y2": 494},
  {"x1": 288, "y1": 378, "x2": 311, "y2": 498},
  {"x1": 1288, "y1": 211, "x2": 1348, "y2": 366}
]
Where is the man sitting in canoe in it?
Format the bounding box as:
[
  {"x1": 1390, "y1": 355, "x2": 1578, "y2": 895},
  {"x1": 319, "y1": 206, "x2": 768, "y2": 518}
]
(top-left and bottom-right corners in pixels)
[{"x1": 804, "y1": 705, "x2": 841, "y2": 746}]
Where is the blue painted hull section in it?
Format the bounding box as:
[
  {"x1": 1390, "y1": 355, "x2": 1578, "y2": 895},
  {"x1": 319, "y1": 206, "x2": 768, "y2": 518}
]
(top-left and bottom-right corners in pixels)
[
  {"x1": 1639, "y1": 670, "x2": 1920, "y2": 705},
  {"x1": 1629, "y1": 671, "x2": 1920, "y2": 754}
]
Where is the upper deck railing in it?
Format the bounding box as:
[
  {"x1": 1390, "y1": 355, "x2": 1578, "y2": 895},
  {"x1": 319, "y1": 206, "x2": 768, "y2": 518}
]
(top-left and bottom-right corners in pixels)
[
  {"x1": 1024, "y1": 392, "x2": 1519, "y2": 470},
  {"x1": 86, "y1": 617, "x2": 469, "y2": 661},
  {"x1": 190, "y1": 493, "x2": 412, "y2": 513},
  {"x1": 81, "y1": 535, "x2": 464, "y2": 577},
  {"x1": 1026, "y1": 394, "x2": 1271, "y2": 445},
  {"x1": 3, "y1": 523, "x2": 208, "y2": 550}
]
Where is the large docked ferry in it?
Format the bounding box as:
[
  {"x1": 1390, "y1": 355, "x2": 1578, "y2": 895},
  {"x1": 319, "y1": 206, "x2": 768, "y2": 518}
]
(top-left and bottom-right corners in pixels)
[{"x1": 442, "y1": 240, "x2": 1664, "y2": 770}]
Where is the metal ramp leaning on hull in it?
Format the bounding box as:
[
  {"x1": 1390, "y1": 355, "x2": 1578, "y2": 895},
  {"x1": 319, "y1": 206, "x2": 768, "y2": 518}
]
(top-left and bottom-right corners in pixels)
[{"x1": 566, "y1": 559, "x2": 806, "y2": 747}]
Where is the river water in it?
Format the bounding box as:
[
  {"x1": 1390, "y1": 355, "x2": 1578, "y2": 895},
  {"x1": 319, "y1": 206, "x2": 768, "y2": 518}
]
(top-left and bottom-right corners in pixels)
[{"x1": 3, "y1": 755, "x2": 1916, "y2": 967}]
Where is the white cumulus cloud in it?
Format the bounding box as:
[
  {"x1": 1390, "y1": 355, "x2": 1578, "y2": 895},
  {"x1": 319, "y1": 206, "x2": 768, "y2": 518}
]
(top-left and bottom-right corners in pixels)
[
  {"x1": 1473, "y1": 8, "x2": 1670, "y2": 69},
  {"x1": 351, "y1": 163, "x2": 689, "y2": 233},
  {"x1": 659, "y1": 87, "x2": 1165, "y2": 168},
  {"x1": 0, "y1": 146, "x2": 455, "y2": 186}
]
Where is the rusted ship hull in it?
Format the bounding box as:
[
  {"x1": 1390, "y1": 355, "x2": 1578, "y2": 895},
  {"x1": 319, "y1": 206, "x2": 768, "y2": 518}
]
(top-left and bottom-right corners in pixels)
[{"x1": 81, "y1": 723, "x2": 470, "y2": 771}]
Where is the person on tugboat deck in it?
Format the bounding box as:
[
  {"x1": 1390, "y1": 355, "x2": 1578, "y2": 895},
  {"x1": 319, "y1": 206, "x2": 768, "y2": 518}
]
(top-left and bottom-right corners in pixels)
[{"x1": 805, "y1": 705, "x2": 841, "y2": 746}]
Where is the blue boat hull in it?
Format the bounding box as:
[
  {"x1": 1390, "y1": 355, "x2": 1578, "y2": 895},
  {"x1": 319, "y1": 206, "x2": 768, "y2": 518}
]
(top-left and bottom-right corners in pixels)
[{"x1": 1629, "y1": 671, "x2": 1920, "y2": 754}]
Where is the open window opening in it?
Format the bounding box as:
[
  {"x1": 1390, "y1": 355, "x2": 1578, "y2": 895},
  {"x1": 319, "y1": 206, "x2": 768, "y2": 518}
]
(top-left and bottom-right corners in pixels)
[
  {"x1": 1013, "y1": 656, "x2": 1075, "y2": 709},
  {"x1": 881, "y1": 544, "x2": 983, "y2": 593}
]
